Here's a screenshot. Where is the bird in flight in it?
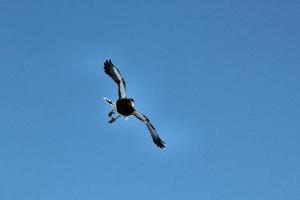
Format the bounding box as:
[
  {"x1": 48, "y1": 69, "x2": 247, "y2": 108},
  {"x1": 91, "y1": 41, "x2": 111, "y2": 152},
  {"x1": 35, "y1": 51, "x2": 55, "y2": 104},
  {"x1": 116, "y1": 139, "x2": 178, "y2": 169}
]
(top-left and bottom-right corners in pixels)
[{"x1": 103, "y1": 59, "x2": 166, "y2": 149}]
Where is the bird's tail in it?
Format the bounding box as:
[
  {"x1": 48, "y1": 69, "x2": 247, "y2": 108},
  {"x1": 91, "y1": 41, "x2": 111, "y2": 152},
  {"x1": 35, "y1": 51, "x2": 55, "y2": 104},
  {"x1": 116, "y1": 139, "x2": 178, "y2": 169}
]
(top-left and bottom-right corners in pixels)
[{"x1": 103, "y1": 97, "x2": 114, "y2": 107}]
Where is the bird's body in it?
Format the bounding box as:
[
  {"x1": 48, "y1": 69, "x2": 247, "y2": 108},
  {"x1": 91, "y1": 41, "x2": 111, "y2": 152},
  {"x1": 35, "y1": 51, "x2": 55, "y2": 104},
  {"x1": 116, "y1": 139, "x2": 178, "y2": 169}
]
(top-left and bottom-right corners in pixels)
[
  {"x1": 103, "y1": 59, "x2": 166, "y2": 149},
  {"x1": 116, "y1": 98, "x2": 135, "y2": 116}
]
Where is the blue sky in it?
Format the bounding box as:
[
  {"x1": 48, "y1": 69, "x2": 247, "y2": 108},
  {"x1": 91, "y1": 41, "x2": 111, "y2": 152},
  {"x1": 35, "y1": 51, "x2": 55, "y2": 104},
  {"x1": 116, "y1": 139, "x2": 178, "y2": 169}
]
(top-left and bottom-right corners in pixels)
[{"x1": 1, "y1": 0, "x2": 299, "y2": 199}]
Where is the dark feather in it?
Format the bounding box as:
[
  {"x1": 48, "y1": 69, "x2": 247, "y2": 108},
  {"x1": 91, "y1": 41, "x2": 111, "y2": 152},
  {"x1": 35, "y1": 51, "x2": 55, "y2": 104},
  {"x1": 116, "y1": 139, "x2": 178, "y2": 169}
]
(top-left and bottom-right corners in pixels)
[
  {"x1": 133, "y1": 111, "x2": 166, "y2": 149},
  {"x1": 103, "y1": 59, "x2": 127, "y2": 98}
]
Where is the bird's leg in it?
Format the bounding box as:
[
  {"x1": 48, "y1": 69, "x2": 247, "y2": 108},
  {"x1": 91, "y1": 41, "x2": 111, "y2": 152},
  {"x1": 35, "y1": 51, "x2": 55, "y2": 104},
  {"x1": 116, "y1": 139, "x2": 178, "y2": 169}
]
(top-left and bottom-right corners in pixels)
[
  {"x1": 108, "y1": 109, "x2": 116, "y2": 123},
  {"x1": 108, "y1": 110, "x2": 115, "y2": 117},
  {"x1": 109, "y1": 115, "x2": 120, "y2": 124}
]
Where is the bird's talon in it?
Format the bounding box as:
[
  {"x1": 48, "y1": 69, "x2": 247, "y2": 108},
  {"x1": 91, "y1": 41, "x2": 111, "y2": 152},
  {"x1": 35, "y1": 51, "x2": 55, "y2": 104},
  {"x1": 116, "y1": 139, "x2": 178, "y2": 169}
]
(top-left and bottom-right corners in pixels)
[{"x1": 109, "y1": 118, "x2": 115, "y2": 123}]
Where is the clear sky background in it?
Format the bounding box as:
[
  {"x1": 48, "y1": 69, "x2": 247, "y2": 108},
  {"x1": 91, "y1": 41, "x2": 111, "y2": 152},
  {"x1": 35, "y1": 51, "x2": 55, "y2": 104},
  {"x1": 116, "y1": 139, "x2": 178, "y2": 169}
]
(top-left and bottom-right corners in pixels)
[{"x1": 0, "y1": 0, "x2": 299, "y2": 199}]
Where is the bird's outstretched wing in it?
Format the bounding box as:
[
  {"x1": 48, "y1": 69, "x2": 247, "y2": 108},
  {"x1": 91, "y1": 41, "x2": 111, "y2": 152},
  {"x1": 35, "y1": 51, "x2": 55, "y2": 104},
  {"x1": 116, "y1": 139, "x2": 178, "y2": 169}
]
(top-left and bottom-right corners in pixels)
[
  {"x1": 133, "y1": 111, "x2": 166, "y2": 149},
  {"x1": 103, "y1": 59, "x2": 127, "y2": 98}
]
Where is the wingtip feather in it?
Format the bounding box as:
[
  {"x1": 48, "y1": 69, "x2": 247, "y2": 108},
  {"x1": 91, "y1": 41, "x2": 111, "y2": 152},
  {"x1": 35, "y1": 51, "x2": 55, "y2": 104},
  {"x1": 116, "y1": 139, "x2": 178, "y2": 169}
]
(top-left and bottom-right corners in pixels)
[
  {"x1": 153, "y1": 137, "x2": 166, "y2": 149},
  {"x1": 103, "y1": 59, "x2": 113, "y2": 74}
]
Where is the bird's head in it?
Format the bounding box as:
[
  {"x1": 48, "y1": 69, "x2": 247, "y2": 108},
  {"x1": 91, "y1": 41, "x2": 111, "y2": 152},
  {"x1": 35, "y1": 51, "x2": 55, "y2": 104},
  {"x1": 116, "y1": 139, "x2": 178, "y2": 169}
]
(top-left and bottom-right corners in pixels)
[{"x1": 128, "y1": 98, "x2": 135, "y2": 107}]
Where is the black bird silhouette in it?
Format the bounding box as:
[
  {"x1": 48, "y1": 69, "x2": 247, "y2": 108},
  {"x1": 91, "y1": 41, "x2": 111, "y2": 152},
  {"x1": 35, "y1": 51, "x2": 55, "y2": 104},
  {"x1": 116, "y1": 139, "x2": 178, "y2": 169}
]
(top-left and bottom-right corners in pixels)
[{"x1": 103, "y1": 59, "x2": 166, "y2": 149}]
